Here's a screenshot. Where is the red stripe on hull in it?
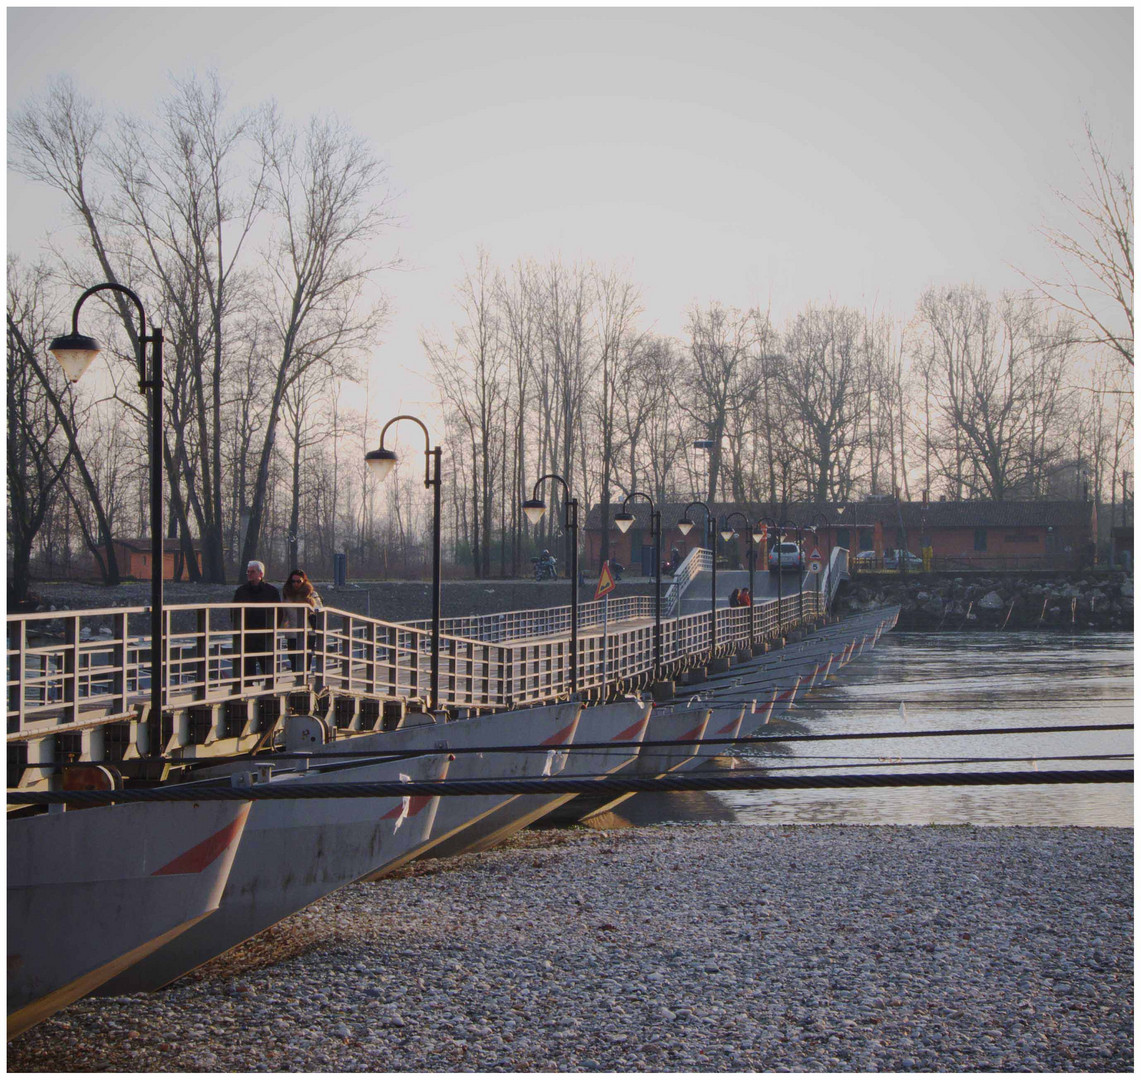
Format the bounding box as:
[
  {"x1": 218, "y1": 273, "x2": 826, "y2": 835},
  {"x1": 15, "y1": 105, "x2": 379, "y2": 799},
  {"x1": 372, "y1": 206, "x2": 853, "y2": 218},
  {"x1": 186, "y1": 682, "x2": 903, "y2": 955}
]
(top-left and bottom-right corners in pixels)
[
  {"x1": 613, "y1": 715, "x2": 649, "y2": 741},
  {"x1": 151, "y1": 806, "x2": 249, "y2": 876},
  {"x1": 542, "y1": 721, "x2": 577, "y2": 746}
]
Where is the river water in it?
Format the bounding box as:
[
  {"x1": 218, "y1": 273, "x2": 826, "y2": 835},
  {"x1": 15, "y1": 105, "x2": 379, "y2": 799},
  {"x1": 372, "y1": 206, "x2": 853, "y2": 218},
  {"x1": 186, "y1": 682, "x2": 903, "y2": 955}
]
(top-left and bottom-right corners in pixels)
[{"x1": 622, "y1": 631, "x2": 1133, "y2": 828}]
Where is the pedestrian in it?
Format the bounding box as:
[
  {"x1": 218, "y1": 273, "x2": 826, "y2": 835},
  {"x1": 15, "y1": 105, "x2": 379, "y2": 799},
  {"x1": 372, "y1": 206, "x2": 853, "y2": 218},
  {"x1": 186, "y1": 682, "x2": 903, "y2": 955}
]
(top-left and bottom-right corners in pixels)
[
  {"x1": 738, "y1": 586, "x2": 752, "y2": 607},
  {"x1": 281, "y1": 569, "x2": 323, "y2": 675},
  {"x1": 729, "y1": 587, "x2": 740, "y2": 607},
  {"x1": 232, "y1": 560, "x2": 281, "y2": 686}
]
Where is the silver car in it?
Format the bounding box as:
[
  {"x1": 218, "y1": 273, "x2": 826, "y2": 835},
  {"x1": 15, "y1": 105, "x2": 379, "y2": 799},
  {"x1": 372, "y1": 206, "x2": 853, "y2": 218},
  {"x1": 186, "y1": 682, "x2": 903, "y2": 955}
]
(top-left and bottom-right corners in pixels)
[
  {"x1": 768, "y1": 542, "x2": 804, "y2": 573},
  {"x1": 883, "y1": 549, "x2": 923, "y2": 570}
]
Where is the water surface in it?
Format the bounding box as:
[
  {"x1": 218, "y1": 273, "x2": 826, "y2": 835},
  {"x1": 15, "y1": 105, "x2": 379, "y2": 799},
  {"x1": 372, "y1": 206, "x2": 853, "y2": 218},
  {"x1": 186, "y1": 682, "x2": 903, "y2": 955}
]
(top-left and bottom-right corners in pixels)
[{"x1": 630, "y1": 631, "x2": 1133, "y2": 828}]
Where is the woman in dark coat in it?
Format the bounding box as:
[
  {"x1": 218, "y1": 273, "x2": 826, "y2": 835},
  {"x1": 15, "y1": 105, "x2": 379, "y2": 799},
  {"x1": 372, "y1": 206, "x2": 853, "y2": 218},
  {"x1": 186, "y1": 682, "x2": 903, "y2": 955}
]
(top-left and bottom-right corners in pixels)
[{"x1": 281, "y1": 569, "x2": 323, "y2": 675}]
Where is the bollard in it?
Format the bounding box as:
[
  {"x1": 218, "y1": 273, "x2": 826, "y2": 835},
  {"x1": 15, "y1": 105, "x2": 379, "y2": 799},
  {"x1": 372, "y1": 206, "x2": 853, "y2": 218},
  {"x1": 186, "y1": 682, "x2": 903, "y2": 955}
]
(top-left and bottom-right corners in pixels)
[{"x1": 651, "y1": 680, "x2": 676, "y2": 703}]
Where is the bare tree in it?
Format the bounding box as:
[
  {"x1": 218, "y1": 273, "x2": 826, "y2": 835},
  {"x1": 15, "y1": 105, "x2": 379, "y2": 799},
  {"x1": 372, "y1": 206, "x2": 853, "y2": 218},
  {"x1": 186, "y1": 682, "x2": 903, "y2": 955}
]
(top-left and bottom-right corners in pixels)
[
  {"x1": 913, "y1": 285, "x2": 1077, "y2": 500},
  {"x1": 778, "y1": 303, "x2": 866, "y2": 502},
  {"x1": 6, "y1": 261, "x2": 73, "y2": 605},
  {"x1": 679, "y1": 302, "x2": 757, "y2": 504},
  {"x1": 240, "y1": 110, "x2": 394, "y2": 569},
  {"x1": 424, "y1": 248, "x2": 505, "y2": 577},
  {"x1": 104, "y1": 71, "x2": 266, "y2": 582},
  {"x1": 588, "y1": 265, "x2": 642, "y2": 564},
  {"x1": 1027, "y1": 119, "x2": 1133, "y2": 370}
]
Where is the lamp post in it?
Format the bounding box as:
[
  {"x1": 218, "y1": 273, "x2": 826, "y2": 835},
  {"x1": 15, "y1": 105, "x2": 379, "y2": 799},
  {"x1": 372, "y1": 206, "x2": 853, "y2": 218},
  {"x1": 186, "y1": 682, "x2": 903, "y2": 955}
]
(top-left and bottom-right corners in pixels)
[
  {"x1": 614, "y1": 491, "x2": 662, "y2": 677},
  {"x1": 678, "y1": 500, "x2": 717, "y2": 660},
  {"x1": 523, "y1": 475, "x2": 579, "y2": 697},
  {"x1": 758, "y1": 516, "x2": 782, "y2": 639},
  {"x1": 366, "y1": 415, "x2": 442, "y2": 713},
  {"x1": 784, "y1": 520, "x2": 805, "y2": 625},
  {"x1": 812, "y1": 513, "x2": 830, "y2": 617},
  {"x1": 50, "y1": 283, "x2": 164, "y2": 743},
  {"x1": 723, "y1": 511, "x2": 763, "y2": 646}
]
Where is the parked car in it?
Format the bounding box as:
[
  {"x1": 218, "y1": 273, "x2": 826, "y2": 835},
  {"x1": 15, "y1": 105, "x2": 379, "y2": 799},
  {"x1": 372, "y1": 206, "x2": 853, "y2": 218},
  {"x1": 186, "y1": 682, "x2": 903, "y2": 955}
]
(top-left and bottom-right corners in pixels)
[
  {"x1": 768, "y1": 541, "x2": 804, "y2": 574},
  {"x1": 883, "y1": 548, "x2": 923, "y2": 570},
  {"x1": 852, "y1": 549, "x2": 878, "y2": 568}
]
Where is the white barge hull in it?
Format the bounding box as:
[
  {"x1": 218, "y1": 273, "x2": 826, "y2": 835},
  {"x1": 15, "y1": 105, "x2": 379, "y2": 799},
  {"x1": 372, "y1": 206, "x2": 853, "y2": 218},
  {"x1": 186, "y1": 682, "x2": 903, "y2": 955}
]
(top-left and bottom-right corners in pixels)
[
  {"x1": 96, "y1": 751, "x2": 449, "y2": 996},
  {"x1": 363, "y1": 701, "x2": 584, "y2": 877},
  {"x1": 7, "y1": 799, "x2": 250, "y2": 1038},
  {"x1": 432, "y1": 700, "x2": 651, "y2": 857}
]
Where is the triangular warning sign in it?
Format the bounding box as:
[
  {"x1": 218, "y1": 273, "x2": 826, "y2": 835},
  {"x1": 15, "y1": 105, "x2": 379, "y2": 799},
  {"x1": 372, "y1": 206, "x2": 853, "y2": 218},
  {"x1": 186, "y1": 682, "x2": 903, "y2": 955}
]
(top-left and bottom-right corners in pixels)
[
  {"x1": 810, "y1": 548, "x2": 822, "y2": 560},
  {"x1": 594, "y1": 561, "x2": 617, "y2": 601}
]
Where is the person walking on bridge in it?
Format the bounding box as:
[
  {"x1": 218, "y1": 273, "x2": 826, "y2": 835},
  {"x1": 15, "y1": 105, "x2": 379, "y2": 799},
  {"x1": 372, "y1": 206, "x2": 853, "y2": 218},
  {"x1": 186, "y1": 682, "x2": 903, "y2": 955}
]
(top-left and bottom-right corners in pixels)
[
  {"x1": 232, "y1": 560, "x2": 281, "y2": 686},
  {"x1": 281, "y1": 569, "x2": 322, "y2": 675}
]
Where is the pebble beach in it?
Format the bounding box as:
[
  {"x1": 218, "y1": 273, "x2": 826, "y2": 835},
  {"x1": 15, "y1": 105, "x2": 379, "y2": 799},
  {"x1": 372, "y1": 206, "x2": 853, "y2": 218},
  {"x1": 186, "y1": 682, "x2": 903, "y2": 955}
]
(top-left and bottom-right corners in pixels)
[{"x1": 8, "y1": 823, "x2": 1133, "y2": 1073}]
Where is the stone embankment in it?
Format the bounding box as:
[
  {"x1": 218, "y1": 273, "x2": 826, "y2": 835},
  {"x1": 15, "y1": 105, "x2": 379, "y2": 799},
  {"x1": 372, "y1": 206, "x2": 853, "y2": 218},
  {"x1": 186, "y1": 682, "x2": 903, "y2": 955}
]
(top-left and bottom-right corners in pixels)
[
  {"x1": 6, "y1": 825, "x2": 1132, "y2": 1073},
  {"x1": 839, "y1": 572, "x2": 1134, "y2": 632}
]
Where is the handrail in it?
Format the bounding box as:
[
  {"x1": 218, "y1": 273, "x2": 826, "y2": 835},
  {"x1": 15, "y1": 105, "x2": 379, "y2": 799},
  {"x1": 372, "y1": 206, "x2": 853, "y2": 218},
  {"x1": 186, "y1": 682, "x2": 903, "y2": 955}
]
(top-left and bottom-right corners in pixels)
[
  {"x1": 663, "y1": 547, "x2": 711, "y2": 616},
  {"x1": 6, "y1": 585, "x2": 833, "y2": 747}
]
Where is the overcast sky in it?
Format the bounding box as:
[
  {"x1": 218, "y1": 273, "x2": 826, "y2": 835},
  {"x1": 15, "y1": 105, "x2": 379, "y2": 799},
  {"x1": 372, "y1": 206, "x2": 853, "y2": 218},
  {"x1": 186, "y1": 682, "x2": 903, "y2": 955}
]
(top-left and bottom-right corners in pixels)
[{"x1": 7, "y1": 6, "x2": 1134, "y2": 424}]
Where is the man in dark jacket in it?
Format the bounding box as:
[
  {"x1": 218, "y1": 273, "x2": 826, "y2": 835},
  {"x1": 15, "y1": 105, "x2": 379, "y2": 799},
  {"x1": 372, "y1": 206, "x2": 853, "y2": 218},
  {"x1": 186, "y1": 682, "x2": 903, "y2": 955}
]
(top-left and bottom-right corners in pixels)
[{"x1": 232, "y1": 560, "x2": 281, "y2": 683}]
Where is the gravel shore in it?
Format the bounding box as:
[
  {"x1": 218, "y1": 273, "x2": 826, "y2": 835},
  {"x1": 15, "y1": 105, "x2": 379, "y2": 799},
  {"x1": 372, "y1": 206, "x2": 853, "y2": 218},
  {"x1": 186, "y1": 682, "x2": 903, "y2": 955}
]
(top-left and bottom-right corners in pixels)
[{"x1": 8, "y1": 824, "x2": 1132, "y2": 1073}]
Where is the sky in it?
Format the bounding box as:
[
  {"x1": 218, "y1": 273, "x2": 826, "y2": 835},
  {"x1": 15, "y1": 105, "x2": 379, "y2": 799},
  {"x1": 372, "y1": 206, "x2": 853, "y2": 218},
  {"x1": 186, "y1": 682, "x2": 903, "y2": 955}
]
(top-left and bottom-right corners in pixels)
[{"x1": 6, "y1": 5, "x2": 1135, "y2": 431}]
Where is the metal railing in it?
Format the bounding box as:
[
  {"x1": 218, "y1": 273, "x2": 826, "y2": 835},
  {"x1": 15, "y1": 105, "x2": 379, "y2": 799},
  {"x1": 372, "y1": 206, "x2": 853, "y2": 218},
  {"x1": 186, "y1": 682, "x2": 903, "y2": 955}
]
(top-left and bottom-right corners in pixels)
[
  {"x1": 663, "y1": 547, "x2": 711, "y2": 616},
  {"x1": 7, "y1": 575, "x2": 833, "y2": 740},
  {"x1": 848, "y1": 552, "x2": 1086, "y2": 574},
  {"x1": 402, "y1": 595, "x2": 653, "y2": 642}
]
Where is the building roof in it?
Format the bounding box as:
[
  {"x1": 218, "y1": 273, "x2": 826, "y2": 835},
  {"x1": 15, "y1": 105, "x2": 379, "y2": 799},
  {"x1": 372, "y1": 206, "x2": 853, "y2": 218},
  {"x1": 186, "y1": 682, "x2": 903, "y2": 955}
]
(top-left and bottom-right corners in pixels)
[
  {"x1": 584, "y1": 499, "x2": 1095, "y2": 532},
  {"x1": 113, "y1": 537, "x2": 200, "y2": 553}
]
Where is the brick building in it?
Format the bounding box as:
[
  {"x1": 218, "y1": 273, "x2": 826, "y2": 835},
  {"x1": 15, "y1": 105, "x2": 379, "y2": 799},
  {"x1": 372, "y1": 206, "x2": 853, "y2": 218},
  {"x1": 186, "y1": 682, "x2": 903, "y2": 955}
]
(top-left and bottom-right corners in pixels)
[
  {"x1": 112, "y1": 537, "x2": 204, "y2": 582},
  {"x1": 584, "y1": 499, "x2": 1098, "y2": 574}
]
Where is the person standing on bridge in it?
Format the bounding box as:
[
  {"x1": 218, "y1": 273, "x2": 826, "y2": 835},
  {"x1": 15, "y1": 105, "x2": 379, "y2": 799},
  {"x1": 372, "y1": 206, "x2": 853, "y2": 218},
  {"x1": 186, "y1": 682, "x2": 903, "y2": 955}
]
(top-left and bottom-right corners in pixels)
[
  {"x1": 281, "y1": 569, "x2": 322, "y2": 674},
  {"x1": 232, "y1": 560, "x2": 281, "y2": 686}
]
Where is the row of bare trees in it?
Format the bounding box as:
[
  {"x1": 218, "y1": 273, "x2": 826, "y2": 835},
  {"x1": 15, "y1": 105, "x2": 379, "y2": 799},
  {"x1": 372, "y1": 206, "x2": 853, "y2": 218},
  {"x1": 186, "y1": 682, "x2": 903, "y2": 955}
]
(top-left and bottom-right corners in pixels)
[
  {"x1": 6, "y1": 79, "x2": 1133, "y2": 600},
  {"x1": 8, "y1": 74, "x2": 397, "y2": 603},
  {"x1": 421, "y1": 259, "x2": 1131, "y2": 580}
]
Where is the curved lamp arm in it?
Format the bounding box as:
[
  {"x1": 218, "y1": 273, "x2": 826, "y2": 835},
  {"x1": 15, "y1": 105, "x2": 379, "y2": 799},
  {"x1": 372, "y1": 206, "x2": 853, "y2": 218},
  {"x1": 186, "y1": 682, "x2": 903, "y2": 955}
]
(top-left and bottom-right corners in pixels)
[
  {"x1": 677, "y1": 499, "x2": 711, "y2": 537},
  {"x1": 524, "y1": 473, "x2": 577, "y2": 529},
  {"x1": 49, "y1": 281, "x2": 156, "y2": 388},
  {"x1": 615, "y1": 490, "x2": 659, "y2": 534},
  {"x1": 366, "y1": 414, "x2": 438, "y2": 489}
]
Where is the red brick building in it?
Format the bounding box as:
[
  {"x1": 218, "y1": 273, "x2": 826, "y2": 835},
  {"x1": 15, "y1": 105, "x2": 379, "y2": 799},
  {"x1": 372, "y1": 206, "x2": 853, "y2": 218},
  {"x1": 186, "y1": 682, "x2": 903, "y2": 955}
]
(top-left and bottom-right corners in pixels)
[{"x1": 584, "y1": 499, "x2": 1098, "y2": 574}]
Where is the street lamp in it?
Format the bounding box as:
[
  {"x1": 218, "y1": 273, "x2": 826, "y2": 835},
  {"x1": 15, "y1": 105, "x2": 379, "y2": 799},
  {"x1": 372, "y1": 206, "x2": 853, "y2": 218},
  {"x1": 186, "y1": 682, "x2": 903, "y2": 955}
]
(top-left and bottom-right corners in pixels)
[
  {"x1": 724, "y1": 510, "x2": 762, "y2": 646},
  {"x1": 812, "y1": 513, "x2": 830, "y2": 616},
  {"x1": 366, "y1": 415, "x2": 442, "y2": 713},
  {"x1": 758, "y1": 516, "x2": 782, "y2": 639},
  {"x1": 784, "y1": 519, "x2": 805, "y2": 625},
  {"x1": 614, "y1": 491, "x2": 662, "y2": 677},
  {"x1": 50, "y1": 283, "x2": 165, "y2": 743},
  {"x1": 523, "y1": 474, "x2": 579, "y2": 697},
  {"x1": 678, "y1": 500, "x2": 718, "y2": 660}
]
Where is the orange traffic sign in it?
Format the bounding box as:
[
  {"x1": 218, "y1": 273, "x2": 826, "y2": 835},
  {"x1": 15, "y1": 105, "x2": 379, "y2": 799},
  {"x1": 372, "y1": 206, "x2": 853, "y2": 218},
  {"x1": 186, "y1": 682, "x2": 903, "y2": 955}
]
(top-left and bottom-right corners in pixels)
[{"x1": 594, "y1": 561, "x2": 617, "y2": 600}]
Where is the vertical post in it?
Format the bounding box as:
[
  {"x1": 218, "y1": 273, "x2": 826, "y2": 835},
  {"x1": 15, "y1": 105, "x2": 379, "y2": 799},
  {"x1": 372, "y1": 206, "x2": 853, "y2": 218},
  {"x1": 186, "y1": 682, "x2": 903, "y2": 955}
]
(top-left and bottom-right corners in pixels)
[
  {"x1": 776, "y1": 526, "x2": 783, "y2": 638},
  {"x1": 710, "y1": 521, "x2": 717, "y2": 660},
  {"x1": 798, "y1": 525, "x2": 805, "y2": 625},
  {"x1": 748, "y1": 534, "x2": 756, "y2": 645},
  {"x1": 148, "y1": 328, "x2": 164, "y2": 736},
  {"x1": 653, "y1": 509, "x2": 662, "y2": 675},
  {"x1": 569, "y1": 498, "x2": 579, "y2": 697},
  {"x1": 430, "y1": 445, "x2": 442, "y2": 713}
]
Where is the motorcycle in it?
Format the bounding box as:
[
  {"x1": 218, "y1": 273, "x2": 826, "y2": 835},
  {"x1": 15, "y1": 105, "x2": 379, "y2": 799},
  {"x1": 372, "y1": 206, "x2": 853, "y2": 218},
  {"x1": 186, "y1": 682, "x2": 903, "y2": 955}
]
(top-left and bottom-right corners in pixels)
[{"x1": 531, "y1": 555, "x2": 558, "y2": 581}]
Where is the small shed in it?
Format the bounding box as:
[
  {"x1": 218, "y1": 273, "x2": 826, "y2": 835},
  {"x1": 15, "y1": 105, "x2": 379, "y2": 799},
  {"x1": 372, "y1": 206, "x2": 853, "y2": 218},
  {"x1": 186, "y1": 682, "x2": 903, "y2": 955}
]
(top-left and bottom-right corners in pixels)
[{"x1": 112, "y1": 537, "x2": 203, "y2": 581}]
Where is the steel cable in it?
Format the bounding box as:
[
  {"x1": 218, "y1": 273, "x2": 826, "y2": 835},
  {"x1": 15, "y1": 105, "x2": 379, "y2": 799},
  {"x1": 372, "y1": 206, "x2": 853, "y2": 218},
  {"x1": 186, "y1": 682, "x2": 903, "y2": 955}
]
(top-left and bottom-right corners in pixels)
[{"x1": 7, "y1": 768, "x2": 1132, "y2": 806}]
